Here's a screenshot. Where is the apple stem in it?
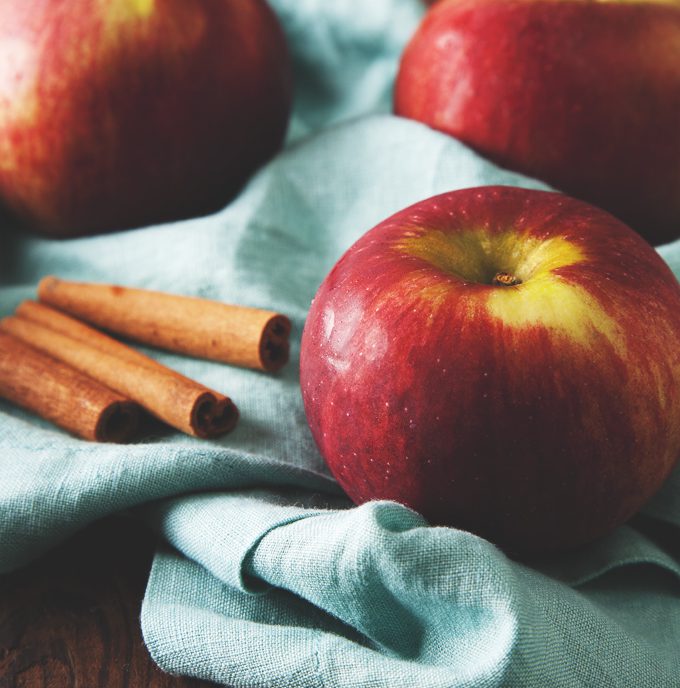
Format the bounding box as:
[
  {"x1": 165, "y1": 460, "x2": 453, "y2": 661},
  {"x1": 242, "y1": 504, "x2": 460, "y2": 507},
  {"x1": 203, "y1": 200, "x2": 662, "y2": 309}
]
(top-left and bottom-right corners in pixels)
[{"x1": 492, "y1": 272, "x2": 522, "y2": 287}]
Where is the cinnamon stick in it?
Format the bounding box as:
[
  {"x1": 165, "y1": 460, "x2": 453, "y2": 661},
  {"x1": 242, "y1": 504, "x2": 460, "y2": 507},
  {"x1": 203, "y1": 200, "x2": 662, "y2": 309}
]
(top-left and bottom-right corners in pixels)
[
  {"x1": 0, "y1": 331, "x2": 140, "y2": 442},
  {"x1": 0, "y1": 312, "x2": 238, "y2": 439},
  {"x1": 17, "y1": 300, "x2": 164, "y2": 370},
  {"x1": 38, "y1": 276, "x2": 291, "y2": 372}
]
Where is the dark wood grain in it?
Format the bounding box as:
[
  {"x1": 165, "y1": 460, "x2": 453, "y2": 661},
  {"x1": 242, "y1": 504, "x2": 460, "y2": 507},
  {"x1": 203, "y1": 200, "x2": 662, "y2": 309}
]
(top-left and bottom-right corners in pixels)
[{"x1": 0, "y1": 516, "x2": 216, "y2": 688}]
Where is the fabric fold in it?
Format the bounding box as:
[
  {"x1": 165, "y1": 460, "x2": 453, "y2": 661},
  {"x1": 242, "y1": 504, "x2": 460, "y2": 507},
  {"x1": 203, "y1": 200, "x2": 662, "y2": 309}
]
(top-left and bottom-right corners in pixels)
[
  {"x1": 141, "y1": 489, "x2": 348, "y2": 593},
  {"x1": 141, "y1": 494, "x2": 680, "y2": 688}
]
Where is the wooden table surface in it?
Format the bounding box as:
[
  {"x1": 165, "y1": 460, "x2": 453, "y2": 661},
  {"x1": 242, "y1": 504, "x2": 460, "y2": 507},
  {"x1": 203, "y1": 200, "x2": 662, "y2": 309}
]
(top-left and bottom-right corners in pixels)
[{"x1": 0, "y1": 517, "x2": 217, "y2": 688}]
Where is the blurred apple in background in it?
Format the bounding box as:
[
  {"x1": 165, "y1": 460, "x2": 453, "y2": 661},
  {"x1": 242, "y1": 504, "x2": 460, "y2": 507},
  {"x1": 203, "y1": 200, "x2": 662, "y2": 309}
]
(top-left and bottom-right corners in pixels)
[
  {"x1": 0, "y1": 0, "x2": 292, "y2": 237},
  {"x1": 301, "y1": 186, "x2": 680, "y2": 553},
  {"x1": 395, "y1": 0, "x2": 680, "y2": 246}
]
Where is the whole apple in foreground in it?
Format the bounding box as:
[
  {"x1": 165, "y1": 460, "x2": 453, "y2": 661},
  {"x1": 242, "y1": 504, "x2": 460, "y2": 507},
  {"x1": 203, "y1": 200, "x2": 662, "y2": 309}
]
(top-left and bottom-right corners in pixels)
[
  {"x1": 0, "y1": 0, "x2": 291, "y2": 237},
  {"x1": 395, "y1": 0, "x2": 680, "y2": 246},
  {"x1": 300, "y1": 186, "x2": 680, "y2": 553}
]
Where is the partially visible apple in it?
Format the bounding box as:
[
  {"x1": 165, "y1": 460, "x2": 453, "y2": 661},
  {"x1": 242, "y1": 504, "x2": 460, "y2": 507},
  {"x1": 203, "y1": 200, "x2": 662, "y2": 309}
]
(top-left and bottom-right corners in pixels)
[
  {"x1": 395, "y1": 0, "x2": 680, "y2": 246},
  {"x1": 0, "y1": 0, "x2": 291, "y2": 237},
  {"x1": 300, "y1": 186, "x2": 680, "y2": 553}
]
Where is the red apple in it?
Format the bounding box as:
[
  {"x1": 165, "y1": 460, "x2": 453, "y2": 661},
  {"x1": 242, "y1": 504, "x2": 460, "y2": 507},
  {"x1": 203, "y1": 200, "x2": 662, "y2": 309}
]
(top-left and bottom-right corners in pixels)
[
  {"x1": 395, "y1": 0, "x2": 680, "y2": 246},
  {"x1": 300, "y1": 186, "x2": 680, "y2": 553},
  {"x1": 0, "y1": 0, "x2": 291, "y2": 237}
]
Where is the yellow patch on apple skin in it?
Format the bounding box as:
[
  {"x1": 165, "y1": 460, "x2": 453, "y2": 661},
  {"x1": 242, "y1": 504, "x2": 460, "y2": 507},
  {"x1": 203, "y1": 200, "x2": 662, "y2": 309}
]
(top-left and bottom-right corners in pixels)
[
  {"x1": 132, "y1": 0, "x2": 154, "y2": 15},
  {"x1": 394, "y1": 227, "x2": 585, "y2": 285},
  {"x1": 395, "y1": 227, "x2": 490, "y2": 283},
  {"x1": 486, "y1": 277, "x2": 626, "y2": 356},
  {"x1": 102, "y1": 0, "x2": 157, "y2": 39},
  {"x1": 394, "y1": 226, "x2": 626, "y2": 354},
  {"x1": 103, "y1": 0, "x2": 205, "y2": 55},
  {"x1": 111, "y1": 0, "x2": 155, "y2": 20}
]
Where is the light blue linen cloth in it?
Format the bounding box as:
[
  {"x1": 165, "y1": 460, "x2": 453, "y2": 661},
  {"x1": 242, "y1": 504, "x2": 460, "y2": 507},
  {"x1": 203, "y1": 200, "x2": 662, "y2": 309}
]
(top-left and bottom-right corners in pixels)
[{"x1": 1, "y1": 2, "x2": 679, "y2": 686}]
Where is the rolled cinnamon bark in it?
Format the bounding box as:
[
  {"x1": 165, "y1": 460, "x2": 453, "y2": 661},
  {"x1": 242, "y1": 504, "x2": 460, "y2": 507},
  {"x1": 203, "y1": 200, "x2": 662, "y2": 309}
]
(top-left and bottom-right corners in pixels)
[
  {"x1": 0, "y1": 313, "x2": 238, "y2": 439},
  {"x1": 0, "y1": 331, "x2": 139, "y2": 442},
  {"x1": 38, "y1": 276, "x2": 291, "y2": 372},
  {"x1": 17, "y1": 300, "x2": 163, "y2": 369}
]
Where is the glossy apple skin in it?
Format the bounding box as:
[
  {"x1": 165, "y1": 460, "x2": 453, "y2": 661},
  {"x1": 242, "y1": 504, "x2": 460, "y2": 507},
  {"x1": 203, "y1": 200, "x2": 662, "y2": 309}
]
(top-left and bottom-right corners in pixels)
[
  {"x1": 300, "y1": 186, "x2": 680, "y2": 553},
  {"x1": 0, "y1": 0, "x2": 291, "y2": 237},
  {"x1": 395, "y1": 0, "x2": 680, "y2": 246}
]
